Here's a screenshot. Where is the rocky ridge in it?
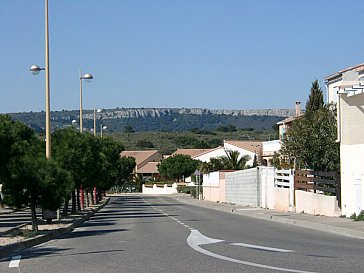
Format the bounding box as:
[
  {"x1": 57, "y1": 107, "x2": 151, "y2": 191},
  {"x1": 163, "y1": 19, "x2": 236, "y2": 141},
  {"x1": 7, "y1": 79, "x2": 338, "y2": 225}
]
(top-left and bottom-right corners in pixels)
[{"x1": 83, "y1": 108, "x2": 294, "y2": 120}]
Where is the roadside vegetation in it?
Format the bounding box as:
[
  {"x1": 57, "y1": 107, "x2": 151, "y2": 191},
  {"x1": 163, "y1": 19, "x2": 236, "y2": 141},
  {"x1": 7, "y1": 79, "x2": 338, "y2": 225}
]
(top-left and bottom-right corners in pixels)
[
  {"x1": 0, "y1": 115, "x2": 135, "y2": 231},
  {"x1": 275, "y1": 80, "x2": 340, "y2": 172}
]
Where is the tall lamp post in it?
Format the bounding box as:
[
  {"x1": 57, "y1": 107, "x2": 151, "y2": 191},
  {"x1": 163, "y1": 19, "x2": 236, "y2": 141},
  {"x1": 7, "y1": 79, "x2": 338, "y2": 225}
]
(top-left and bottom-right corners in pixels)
[
  {"x1": 30, "y1": 0, "x2": 51, "y2": 159},
  {"x1": 79, "y1": 72, "x2": 93, "y2": 133},
  {"x1": 30, "y1": 0, "x2": 59, "y2": 222},
  {"x1": 93, "y1": 109, "x2": 102, "y2": 136},
  {"x1": 79, "y1": 72, "x2": 93, "y2": 211},
  {"x1": 100, "y1": 125, "x2": 107, "y2": 138}
]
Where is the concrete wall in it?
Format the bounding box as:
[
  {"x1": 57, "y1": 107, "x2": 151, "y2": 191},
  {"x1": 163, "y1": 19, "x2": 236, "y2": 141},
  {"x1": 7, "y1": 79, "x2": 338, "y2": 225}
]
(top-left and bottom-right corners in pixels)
[
  {"x1": 340, "y1": 144, "x2": 364, "y2": 216},
  {"x1": 259, "y1": 167, "x2": 275, "y2": 209},
  {"x1": 295, "y1": 191, "x2": 340, "y2": 217},
  {"x1": 274, "y1": 188, "x2": 290, "y2": 211},
  {"x1": 142, "y1": 183, "x2": 178, "y2": 195},
  {"x1": 225, "y1": 168, "x2": 259, "y2": 206},
  {"x1": 202, "y1": 171, "x2": 231, "y2": 203},
  {"x1": 339, "y1": 92, "x2": 364, "y2": 216}
]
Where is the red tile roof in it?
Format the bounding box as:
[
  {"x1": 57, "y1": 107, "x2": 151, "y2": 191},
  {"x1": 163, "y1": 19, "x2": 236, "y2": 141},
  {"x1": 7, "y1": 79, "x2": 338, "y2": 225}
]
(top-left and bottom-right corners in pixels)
[
  {"x1": 172, "y1": 149, "x2": 214, "y2": 158},
  {"x1": 120, "y1": 150, "x2": 160, "y2": 167},
  {"x1": 136, "y1": 162, "x2": 160, "y2": 174},
  {"x1": 224, "y1": 140, "x2": 262, "y2": 154}
]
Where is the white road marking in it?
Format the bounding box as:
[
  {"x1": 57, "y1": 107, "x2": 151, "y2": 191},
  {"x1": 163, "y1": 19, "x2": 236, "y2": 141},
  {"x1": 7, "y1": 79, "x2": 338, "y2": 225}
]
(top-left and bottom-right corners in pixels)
[
  {"x1": 142, "y1": 197, "x2": 307, "y2": 271},
  {"x1": 9, "y1": 255, "x2": 21, "y2": 268},
  {"x1": 230, "y1": 243, "x2": 295, "y2": 253},
  {"x1": 74, "y1": 227, "x2": 86, "y2": 232},
  {"x1": 187, "y1": 230, "x2": 317, "y2": 273}
]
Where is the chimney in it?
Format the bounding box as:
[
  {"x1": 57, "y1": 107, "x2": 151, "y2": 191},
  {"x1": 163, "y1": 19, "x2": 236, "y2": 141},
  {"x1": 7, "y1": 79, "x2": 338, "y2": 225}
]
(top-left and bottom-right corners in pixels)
[{"x1": 295, "y1": 101, "x2": 301, "y2": 117}]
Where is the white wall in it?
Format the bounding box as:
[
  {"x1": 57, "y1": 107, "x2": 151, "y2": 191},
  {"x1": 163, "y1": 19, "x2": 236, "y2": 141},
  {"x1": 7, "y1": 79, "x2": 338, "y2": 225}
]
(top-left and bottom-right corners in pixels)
[
  {"x1": 274, "y1": 188, "x2": 290, "y2": 211},
  {"x1": 142, "y1": 183, "x2": 178, "y2": 195},
  {"x1": 295, "y1": 191, "x2": 340, "y2": 217},
  {"x1": 341, "y1": 144, "x2": 364, "y2": 216},
  {"x1": 259, "y1": 167, "x2": 275, "y2": 209},
  {"x1": 225, "y1": 168, "x2": 259, "y2": 206},
  {"x1": 339, "y1": 92, "x2": 364, "y2": 217},
  {"x1": 202, "y1": 171, "x2": 228, "y2": 203},
  {"x1": 203, "y1": 171, "x2": 220, "y2": 187}
]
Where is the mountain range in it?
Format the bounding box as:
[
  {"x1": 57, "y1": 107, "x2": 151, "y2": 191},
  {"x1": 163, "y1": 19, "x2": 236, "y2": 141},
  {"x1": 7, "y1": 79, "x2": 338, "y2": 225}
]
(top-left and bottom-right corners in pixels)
[{"x1": 9, "y1": 107, "x2": 294, "y2": 133}]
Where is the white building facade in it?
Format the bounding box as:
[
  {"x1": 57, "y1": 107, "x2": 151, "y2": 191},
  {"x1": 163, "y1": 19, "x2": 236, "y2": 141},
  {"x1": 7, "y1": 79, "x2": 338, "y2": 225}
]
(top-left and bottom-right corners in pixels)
[{"x1": 325, "y1": 68, "x2": 364, "y2": 217}]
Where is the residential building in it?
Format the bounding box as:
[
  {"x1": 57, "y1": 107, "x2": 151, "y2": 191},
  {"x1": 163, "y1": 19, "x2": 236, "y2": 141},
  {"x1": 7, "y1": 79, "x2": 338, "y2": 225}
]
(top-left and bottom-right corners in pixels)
[
  {"x1": 276, "y1": 101, "x2": 303, "y2": 141},
  {"x1": 261, "y1": 140, "x2": 281, "y2": 166},
  {"x1": 172, "y1": 148, "x2": 215, "y2": 160},
  {"x1": 174, "y1": 141, "x2": 263, "y2": 167},
  {"x1": 120, "y1": 150, "x2": 162, "y2": 177},
  {"x1": 324, "y1": 63, "x2": 364, "y2": 104},
  {"x1": 325, "y1": 66, "x2": 364, "y2": 217},
  {"x1": 223, "y1": 140, "x2": 262, "y2": 166},
  {"x1": 135, "y1": 162, "x2": 160, "y2": 180}
]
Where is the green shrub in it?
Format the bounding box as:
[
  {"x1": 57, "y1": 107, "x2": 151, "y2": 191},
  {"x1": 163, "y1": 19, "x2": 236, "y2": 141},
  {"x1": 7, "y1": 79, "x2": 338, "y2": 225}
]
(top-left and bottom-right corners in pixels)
[
  {"x1": 177, "y1": 185, "x2": 202, "y2": 199},
  {"x1": 350, "y1": 211, "x2": 364, "y2": 221}
]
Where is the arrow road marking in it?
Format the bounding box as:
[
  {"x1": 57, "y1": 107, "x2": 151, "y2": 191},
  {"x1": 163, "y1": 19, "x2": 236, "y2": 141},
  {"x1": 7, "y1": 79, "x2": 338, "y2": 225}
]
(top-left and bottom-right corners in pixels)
[
  {"x1": 9, "y1": 255, "x2": 21, "y2": 268},
  {"x1": 143, "y1": 197, "x2": 316, "y2": 272},
  {"x1": 187, "y1": 229, "x2": 317, "y2": 273},
  {"x1": 230, "y1": 243, "x2": 295, "y2": 253}
]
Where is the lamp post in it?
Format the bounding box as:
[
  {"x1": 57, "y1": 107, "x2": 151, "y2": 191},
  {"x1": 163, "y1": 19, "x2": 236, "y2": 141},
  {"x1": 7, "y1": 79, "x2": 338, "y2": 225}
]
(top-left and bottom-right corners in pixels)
[
  {"x1": 100, "y1": 125, "x2": 107, "y2": 138},
  {"x1": 79, "y1": 72, "x2": 93, "y2": 133},
  {"x1": 79, "y1": 72, "x2": 92, "y2": 211},
  {"x1": 93, "y1": 109, "x2": 102, "y2": 136},
  {"x1": 29, "y1": 0, "x2": 51, "y2": 159},
  {"x1": 30, "y1": 0, "x2": 58, "y2": 222}
]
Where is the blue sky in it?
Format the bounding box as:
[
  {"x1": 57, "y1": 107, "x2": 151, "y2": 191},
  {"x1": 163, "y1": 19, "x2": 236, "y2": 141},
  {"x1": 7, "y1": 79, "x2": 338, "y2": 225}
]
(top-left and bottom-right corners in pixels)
[{"x1": 1, "y1": 0, "x2": 363, "y2": 113}]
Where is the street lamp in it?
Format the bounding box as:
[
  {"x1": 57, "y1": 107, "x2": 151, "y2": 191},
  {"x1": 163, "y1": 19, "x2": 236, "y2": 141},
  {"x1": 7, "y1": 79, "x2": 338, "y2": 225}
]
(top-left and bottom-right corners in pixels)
[
  {"x1": 30, "y1": 65, "x2": 45, "y2": 75},
  {"x1": 93, "y1": 109, "x2": 102, "y2": 136},
  {"x1": 29, "y1": 0, "x2": 51, "y2": 159},
  {"x1": 79, "y1": 72, "x2": 93, "y2": 133},
  {"x1": 100, "y1": 125, "x2": 107, "y2": 138}
]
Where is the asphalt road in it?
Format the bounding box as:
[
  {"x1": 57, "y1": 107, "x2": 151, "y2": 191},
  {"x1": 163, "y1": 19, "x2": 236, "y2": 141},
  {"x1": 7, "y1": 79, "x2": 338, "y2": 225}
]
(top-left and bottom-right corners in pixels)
[{"x1": 1, "y1": 195, "x2": 363, "y2": 273}]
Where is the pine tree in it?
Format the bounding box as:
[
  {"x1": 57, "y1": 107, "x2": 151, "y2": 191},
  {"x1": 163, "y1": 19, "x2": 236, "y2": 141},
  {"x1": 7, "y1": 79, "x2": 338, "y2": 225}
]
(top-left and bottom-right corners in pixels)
[{"x1": 305, "y1": 80, "x2": 324, "y2": 114}]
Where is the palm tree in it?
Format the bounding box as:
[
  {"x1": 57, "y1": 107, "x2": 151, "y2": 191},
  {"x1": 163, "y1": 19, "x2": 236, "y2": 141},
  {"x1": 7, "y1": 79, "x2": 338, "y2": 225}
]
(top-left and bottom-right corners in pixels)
[
  {"x1": 199, "y1": 157, "x2": 225, "y2": 174},
  {"x1": 222, "y1": 149, "x2": 250, "y2": 170}
]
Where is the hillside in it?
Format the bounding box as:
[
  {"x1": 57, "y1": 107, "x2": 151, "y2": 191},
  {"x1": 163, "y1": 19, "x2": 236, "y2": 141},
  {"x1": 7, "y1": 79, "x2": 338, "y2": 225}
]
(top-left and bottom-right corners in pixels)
[
  {"x1": 111, "y1": 129, "x2": 278, "y2": 155},
  {"x1": 9, "y1": 107, "x2": 293, "y2": 133}
]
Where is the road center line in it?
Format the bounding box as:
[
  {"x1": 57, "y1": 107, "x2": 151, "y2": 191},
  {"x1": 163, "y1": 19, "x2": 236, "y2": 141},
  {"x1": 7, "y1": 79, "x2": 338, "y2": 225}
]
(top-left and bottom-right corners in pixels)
[
  {"x1": 9, "y1": 255, "x2": 21, "y2": 268},
  {"x1": 230, "y1": 243, "x2": 295, "y2": 253}
]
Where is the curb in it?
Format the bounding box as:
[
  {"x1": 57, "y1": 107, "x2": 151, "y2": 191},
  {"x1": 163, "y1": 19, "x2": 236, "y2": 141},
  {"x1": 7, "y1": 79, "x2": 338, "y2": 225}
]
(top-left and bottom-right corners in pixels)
[
  {"x1": 172, "y1": 194, "x2": 364, "y2": 240},
  {"x1": 0, "y1": 198, "x2": 110, "y2": 258}
]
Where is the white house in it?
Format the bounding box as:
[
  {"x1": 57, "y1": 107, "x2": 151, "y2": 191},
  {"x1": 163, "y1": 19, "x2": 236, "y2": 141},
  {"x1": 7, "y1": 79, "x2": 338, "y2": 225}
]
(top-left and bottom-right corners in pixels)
[
  {"x1": 174, "y1": 142, "x2": 262, "y2": 166},
  {"x1": 261, "y1": 140, "x2": 281, "y2": 166},
  {"x1": 223, "y1": 140, "x2": 262, "y2": 166},
  {"x1": 324, "y1": 63, "x2": 364, "y2": 104},
  {"x1": 325, "y1": 67, "x2": 364, "y2": 217},
  {"x1": 172, "y1": 147, "x2": 226, "y2": 162}
]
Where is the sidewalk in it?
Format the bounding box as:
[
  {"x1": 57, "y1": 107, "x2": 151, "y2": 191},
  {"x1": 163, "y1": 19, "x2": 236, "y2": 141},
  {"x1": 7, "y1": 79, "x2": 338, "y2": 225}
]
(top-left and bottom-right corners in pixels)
[
  {"x1": 171, "y1": 194, "x2": 364, "y2": 240},
  {"x1": 0, "y1": 198, "x2": 109, "y2": 257}
]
